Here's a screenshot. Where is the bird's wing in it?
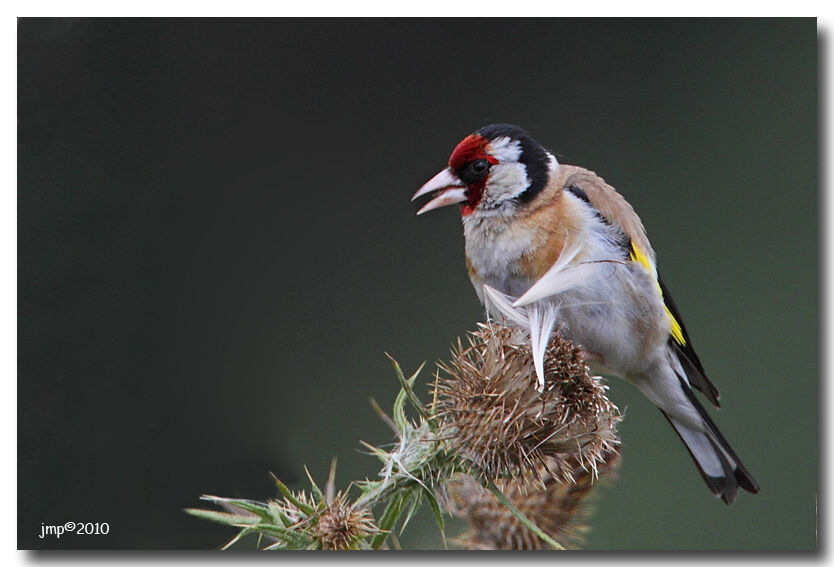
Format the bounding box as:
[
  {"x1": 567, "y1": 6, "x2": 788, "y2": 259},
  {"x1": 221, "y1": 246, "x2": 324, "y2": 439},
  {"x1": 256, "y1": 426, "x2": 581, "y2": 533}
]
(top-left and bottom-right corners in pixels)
[
  {"x1": 658, "y1": 274, "x2": 720, "y2": 406},
  {"x1": 560, "y1": 166, "x2": 721, "y2": 407},
  {"x1": 559, "y1": 166, "x2": 654, "y2": 261}
]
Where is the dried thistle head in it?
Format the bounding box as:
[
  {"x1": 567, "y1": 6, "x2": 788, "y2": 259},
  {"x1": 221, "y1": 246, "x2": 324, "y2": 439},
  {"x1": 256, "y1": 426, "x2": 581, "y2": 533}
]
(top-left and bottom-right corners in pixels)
[
  {"x1": 313, "y1": 491, "x2": 378, "y2": 550},
  {"x1": 447, "y1": 451, "x2": 621, "y2": 550},
  {"x1": 434, "y1": 322, "x2": 621, "y2": 485}
]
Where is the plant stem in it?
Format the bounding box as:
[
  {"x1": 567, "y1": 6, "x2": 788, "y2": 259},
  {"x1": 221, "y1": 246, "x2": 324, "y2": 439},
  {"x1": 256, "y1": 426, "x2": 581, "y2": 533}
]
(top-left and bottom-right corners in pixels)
[{"x1": 486, "y1": 480, "x2": 565, "y2": 550}]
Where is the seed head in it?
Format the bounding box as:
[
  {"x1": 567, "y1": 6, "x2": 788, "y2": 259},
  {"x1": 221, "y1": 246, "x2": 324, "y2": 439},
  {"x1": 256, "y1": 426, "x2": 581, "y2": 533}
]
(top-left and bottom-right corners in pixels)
[
  {"x1": 448, "y1": 451, "x2": 621, "y2": 550},
  {"x1": 313, "y1": 492, "x2": 378, "y2": 550},
  {"x1": 434, "y1": 322, "x2": 621, "y2": 485}
]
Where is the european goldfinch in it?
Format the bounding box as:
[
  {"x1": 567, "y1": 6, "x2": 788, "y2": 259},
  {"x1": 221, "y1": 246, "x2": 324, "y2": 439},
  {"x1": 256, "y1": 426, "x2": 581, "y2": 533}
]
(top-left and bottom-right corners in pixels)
[{"x1": 412, "y1": 123, "x2": 759, "y2": 504}]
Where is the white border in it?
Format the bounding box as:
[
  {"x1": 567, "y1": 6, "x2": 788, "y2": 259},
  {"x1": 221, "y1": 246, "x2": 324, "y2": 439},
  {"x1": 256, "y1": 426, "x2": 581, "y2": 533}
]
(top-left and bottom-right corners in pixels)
[{"x1": 4, "y1": 9, "x2": 828, "y2": 567}]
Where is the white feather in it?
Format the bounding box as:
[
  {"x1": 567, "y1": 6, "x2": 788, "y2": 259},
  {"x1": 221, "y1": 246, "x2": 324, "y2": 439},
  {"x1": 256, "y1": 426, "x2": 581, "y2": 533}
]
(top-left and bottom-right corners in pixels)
[
  {"x1": 484, "y1": 284, "x2": 560, "y2": 391},
  {"x1": 483, "y1": 284, "x2": 529, "y2": 327},
  {"x1": 528, "y1": 304, "x2": 560, "y2": 391},
  {"x1": 513, "y1": 239, "x2": 602, "y2": 307}
]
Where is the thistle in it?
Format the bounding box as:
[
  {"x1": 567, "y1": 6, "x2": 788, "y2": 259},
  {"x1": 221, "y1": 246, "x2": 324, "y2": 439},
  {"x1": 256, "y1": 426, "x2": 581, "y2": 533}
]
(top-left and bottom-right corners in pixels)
[
  {"x1": 447, "y1": 452, "x2": 621, "y2": 550},
  {"x1": 434, "y1": 323, "x2": 621, "y2": 486},
  {"x1": 187, "y1": 322, "x2": 622, "y2": 550},
  {"x1": 313, "y1": 491, "x2": 378, "y2": 550}
]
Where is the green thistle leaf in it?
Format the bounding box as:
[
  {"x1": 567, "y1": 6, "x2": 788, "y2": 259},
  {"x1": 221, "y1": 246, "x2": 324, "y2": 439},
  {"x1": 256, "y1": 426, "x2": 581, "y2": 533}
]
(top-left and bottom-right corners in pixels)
[
  {"x1": 183, "y1": 508, "x2": 259, "y2": 527},
  {"x1": 387, "y1": 354, "x2": 427, "y2": 420},
  {"x1": 270, "y1": 473, "x2": 315, "y2": 516}
]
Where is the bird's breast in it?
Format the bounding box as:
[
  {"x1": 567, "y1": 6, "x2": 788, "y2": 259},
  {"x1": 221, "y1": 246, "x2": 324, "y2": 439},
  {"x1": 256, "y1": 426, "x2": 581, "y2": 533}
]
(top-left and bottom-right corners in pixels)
[
  {"x1": 462, "y1": 213, "x2": 568, "y2": 299},
  {"x1": 461, "y1": 195, "x2": 580, "y2": 298}
]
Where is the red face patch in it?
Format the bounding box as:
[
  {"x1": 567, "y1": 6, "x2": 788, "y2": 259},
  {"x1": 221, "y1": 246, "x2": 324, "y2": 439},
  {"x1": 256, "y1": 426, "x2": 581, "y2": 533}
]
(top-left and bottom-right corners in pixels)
[
  {"x1": 448, "y1": 134, "x2": 499, "y2": 216},
  {"x1": 448, "y1": 134, "x2": 499, "y2": 170}
]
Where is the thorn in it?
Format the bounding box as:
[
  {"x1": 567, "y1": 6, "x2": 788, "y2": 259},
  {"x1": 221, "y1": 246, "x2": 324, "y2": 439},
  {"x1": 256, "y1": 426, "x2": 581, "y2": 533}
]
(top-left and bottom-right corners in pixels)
[
  {"x1": 326, "y1": 457, "x2": 337, "y2": 505},
  {"x1": 369, "y1": 397, "x2": 398, "y2": 433}
]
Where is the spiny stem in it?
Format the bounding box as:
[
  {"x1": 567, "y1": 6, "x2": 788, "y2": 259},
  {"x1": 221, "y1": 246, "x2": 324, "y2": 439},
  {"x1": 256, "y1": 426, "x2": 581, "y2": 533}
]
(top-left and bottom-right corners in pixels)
[
  {"x1": 370, "y1": 491, "x2": 407, "y2": 549},
  {"x1": 354, "y1": 478, "x2": 395, "y2": 510}
]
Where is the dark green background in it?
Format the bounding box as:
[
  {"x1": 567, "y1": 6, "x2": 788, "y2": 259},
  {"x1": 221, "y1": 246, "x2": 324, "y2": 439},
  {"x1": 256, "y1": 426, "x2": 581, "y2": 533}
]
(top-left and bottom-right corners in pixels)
[{"x1": 18, "y1": 18, "x2": 817, "y2": 550}]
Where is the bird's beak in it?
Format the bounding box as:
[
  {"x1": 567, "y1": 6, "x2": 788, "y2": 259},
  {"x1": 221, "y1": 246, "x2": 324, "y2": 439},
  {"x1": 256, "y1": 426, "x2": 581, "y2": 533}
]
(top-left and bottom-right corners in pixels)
[{"x1": 411, "y1": 168, "x2": 468, "y2": 215}]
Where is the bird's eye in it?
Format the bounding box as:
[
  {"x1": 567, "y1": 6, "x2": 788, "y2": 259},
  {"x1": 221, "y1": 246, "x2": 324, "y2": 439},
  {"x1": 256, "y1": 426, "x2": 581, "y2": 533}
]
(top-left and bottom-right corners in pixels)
[
  {"x1": 457, "y1": 158, "x2": 492, "y2": 184},
  {"x1": 471, "y1": 159, "x2": 489, "y2": 174}
]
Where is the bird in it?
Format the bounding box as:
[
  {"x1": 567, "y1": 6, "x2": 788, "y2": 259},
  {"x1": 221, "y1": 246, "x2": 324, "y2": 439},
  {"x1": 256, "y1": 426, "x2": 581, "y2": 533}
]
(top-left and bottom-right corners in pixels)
[{"x1": 411, "y1": 123, "x2": 759, "y2": 505}]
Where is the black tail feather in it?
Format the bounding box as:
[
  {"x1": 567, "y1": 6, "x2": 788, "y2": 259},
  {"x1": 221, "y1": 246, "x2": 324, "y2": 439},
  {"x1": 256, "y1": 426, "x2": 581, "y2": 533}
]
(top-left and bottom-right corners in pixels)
[
  {"x1": 662, "y1": 376, "x2": 759, "y2": 504},
  {"x1": 661, "y1": 411, "x2": 736, "y2": 504}
]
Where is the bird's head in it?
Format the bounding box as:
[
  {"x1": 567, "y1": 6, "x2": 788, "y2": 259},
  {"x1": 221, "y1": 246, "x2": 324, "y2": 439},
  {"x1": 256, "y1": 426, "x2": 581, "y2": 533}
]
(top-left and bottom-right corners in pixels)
[{"x1": 412, "y1": 124, "x2": 556, "y2": 216}]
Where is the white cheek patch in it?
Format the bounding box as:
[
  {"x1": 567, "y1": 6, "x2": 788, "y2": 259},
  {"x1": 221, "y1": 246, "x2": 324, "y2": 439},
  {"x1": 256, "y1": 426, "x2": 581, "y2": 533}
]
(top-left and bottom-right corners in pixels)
[
  {"x1": 477, "y1": 137, "x2": 546, "y2": 212},
  {"x1": 482, "y1": 162, "x2": 530, "y2": 207}
]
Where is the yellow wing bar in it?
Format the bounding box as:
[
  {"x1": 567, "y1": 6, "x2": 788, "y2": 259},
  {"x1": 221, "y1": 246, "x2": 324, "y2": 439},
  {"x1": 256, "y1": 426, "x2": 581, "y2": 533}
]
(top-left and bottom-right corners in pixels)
[{"x1": 629, "y1": 244, "x2": 686, "y2": 346}]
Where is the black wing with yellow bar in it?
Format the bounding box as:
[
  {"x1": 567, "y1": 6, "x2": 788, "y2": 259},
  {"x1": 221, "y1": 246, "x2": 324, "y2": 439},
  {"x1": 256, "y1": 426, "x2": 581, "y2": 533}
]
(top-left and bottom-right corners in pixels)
[{"x1": 657, "y1": 274, "x2": 721, "y2": 408}]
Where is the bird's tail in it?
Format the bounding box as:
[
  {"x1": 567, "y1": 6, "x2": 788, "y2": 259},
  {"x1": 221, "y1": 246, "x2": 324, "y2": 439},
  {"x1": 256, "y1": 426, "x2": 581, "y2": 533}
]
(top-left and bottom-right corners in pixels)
[{"x1": 639, "y1": 366, "x2": 759, "y2": 504}]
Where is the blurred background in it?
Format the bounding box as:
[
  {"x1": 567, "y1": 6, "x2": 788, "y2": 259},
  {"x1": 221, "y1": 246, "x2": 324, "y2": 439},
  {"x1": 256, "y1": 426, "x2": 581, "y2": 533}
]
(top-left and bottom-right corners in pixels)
[{"x1": 18, "y1": 18, "x2": 816, "y2": 550}]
